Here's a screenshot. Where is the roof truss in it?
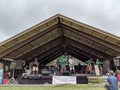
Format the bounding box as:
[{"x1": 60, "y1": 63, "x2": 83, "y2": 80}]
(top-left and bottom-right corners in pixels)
[{"x1": 0, "y1": 14, "x2": 120, "y2": 64}]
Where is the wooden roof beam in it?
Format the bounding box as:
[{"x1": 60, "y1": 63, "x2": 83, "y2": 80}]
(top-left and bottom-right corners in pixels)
[
  {"x1": 27, "y1": 46, "x2": 63, "y2": 63},
  {"x1": 68, "y1": 45, "x2": 102, "y2": 60},
  {"x1": 0, "y1": 24, "x2": 59, "y2": 58},
  {"x1": 15, "y1": 37, "x2": 62, "y2": 60},
  {"x1": 62, "y1": 24, "x2": 120, "y2": 53},
  {"x1": 65, "y1": 37, "x2": 113, "y2": 60},
  {"x1": 40, "y1": 51, "x2": 64, "y2": 65}
]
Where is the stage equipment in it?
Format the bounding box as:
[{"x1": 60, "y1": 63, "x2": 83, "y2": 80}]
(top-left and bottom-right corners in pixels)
[
  {"x1": 113, "y1": 58, "x2": 120, "y2": 66},
  {"x1": 15, "y1": 60, "x2": 24, "y2": 69},
  {"x1": 54, "y1": 68, "x2": 61, "y2": 75},
  {"x1": 14, "y1": 60, "x2": 24, "y2": 77},
  {"x1": 7, "y1": 62, "x2": 17, "y2": 84},
  {"x1": 41, "y1": 69, "x2": 50, "y2": 76},
  {"x1": 62, "y1": 70, "x2": 70, "y2": 76}
]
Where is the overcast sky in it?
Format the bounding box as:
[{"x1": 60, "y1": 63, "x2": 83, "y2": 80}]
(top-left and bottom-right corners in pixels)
[{"x1": 0, "y1": 0, "x2": 120, "y2": 42}]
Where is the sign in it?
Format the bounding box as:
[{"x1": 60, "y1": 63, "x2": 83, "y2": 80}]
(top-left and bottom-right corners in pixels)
[
  {"x1": 0, "y1": 69, "x2": 3, "y2": 84},
  {"x1": 52, "y1": 76, "x2": 76, "y2": 84},
  {"x1": 0, "y1": 69, "x2": 3, "y2": 77},
  {"x1": 114, "y1": 58, "x2": 120, "y2": 66},
  {"x1": 94, "y1": 65, "x2": 100, "y2": 76}
]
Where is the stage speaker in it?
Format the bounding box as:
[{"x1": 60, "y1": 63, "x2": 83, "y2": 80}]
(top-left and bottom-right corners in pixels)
[
  {"x1": 41, "y1": 69, "x2": 50, "y2": 76},
  {"x1": 113, "y1": 58, "x2": 120, "y2": 66},
  {"x1": 0, "y1": 62, "x2": 3, "y2": 69},
  {"x1": 54, "y1": 69, "x2": 61, "y2": 75},
  {"x1": 10, "y1": 62, "x2": 16, "y2": 69},
  {"x1": 15, "y1": 60, "x2": 23, "y2": 69},
  {"x1": 14, "y1": 60, "x2": 24, "y2": 77},
  {"x1": 62, "y1": 70, "x2": 70, "y2": 76},
  {"x1": 14, "y1": 69, "x2": 23, "y2": 78}
]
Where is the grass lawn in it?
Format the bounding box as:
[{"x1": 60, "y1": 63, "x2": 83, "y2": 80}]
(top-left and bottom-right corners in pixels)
[{"x1": 0, "y1": 84, "x2": 107, "y2": 90}]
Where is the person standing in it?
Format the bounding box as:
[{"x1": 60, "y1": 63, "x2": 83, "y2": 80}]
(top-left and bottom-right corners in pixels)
[
  {"x1": 107, "y1": 70, "x2": 118, "y2": 90},
  {"x1": 53, "y1": 60, "x2": 60, "y2": 75},
  {"x1": 116, "y1": 69, "x2": 120, "y2": 86},
  {"x1": 86, "y1": 58, "x2": 92, "y2": 74},
  {"x1": 32, "y1": 58, "x2": 39, "y2": 74},
  {"x1": 95, "y1": 59, "x2": 103, "y2": 75},
  {"x1": 77, "y1": 63, "x2": 81, "y2": 73},
  {"x1": 58, "y1": 56, "x2": 67, "y2": 74},
  {"x1": 68, "y1": 56, "x2": 75, "y2": 74}
]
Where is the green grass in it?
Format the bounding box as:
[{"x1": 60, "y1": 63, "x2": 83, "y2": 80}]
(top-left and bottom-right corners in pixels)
[
  {"x1": 88, "y1": 76, "x2": 107, "y2": 83},
  {"x1": 0, "y1": 84, "x2": 106, "y2": 90}
]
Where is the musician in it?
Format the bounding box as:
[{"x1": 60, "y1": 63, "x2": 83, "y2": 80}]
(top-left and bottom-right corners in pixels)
[
  {"x1": 96, "y1": 59, "x2": 103, "y2": 75},
  {"x1": 86, "y1": 58, "x2": 93, "y2": 74},
  {"x1": 58, "y1": 56, "x2": 67, "y2": 73},
  {"x1": 32, "y1": 58, "x2": 39, "y2": 74},
  {"x1": 68, "y1": 56, "x2": 75, "y2": 74},
  {"x1": 54, "y1": 59, "x2": 60, "y2": 71}
]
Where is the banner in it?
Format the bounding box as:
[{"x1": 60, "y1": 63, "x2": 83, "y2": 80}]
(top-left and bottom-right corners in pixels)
[
  {"x1": 52, "y1": 76, "x2": 76, "y2": 84},
  {"x1": 0, "y1": 69, "x2": 3, "y2": 84},
  {"x1": 94, "y1": 65, "x2": 100, "y2": 76},
  {"x1": 0, "y1": 69, "x2": 3, "y2": 77}
]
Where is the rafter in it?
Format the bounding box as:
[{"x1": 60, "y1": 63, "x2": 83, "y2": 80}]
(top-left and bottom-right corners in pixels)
[
  {"x1": 65, "y1": 37, "x2": 113, "y2": 59},
  {"x1": 15, "y1": 37, "x2": 62, "y2": 60},
  {"x1": 62, "y1": 24, "x2": 120, "y2": 54},
  {"x1": 0, "y1": 24, "x2": 59, "y2": 58}
]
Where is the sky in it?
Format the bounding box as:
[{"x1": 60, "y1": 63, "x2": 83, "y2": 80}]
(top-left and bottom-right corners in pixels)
[{"x1": 0, "y1": 0, "x2": 120, "y2": 42}]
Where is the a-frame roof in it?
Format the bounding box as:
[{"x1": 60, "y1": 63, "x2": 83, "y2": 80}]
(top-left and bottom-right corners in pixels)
[{"x1": 0, "y1": 14, "x2": 120, "y2": 64}]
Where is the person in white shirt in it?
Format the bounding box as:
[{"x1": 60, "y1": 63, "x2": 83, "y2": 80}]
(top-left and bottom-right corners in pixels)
[
  {"x1": 68, "y1": 57, "x2": 75, "y2": 74},
  {"x1": 32, "y1": 58, "x2": 39, "y2": 74}
]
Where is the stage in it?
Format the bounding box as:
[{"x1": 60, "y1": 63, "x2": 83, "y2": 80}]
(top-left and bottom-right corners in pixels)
[{"x1": 18, "y1": 74, "x2": 88, "y2": 84}]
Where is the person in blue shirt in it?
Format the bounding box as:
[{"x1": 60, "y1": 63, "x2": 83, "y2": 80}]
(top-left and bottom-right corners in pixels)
[{"x1": 107, "y1": 70, "x2": 118, "y2": 90}]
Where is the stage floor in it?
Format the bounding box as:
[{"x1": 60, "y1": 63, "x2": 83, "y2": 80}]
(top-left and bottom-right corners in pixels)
[{"x1": 18, "y1": 74, "x2": 89, "y2": 84}]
